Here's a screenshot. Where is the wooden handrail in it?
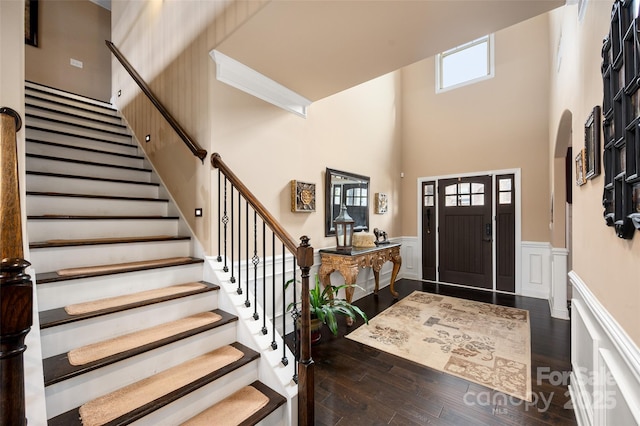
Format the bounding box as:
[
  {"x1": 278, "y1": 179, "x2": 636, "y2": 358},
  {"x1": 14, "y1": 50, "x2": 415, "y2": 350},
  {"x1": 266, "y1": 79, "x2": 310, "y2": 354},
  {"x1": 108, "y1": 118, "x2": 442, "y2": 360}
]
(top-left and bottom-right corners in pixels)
[
  {"x1": 1, "y1": 107, "x2": 33, "y2": 426},
  {"x1": 105, "y1": 40, "x2": 208, "y2": 163},
  {"x1": 211, "y1": 153, "x2": 298, "y2": 255}
]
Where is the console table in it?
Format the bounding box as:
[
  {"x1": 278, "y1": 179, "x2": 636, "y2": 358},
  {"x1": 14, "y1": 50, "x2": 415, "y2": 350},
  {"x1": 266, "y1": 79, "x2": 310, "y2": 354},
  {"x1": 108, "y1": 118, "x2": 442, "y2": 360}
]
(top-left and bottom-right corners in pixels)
[{"x1": 318, "y1": 243, "x2": 402, "y2": 324}]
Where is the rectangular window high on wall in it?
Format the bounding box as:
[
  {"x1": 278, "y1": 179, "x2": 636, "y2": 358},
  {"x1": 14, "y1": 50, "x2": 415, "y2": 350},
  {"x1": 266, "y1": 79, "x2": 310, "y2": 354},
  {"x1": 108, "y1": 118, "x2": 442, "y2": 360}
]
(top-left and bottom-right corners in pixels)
[{"x1": 436, "y1": 34, "x2": 495, "y2": 93}]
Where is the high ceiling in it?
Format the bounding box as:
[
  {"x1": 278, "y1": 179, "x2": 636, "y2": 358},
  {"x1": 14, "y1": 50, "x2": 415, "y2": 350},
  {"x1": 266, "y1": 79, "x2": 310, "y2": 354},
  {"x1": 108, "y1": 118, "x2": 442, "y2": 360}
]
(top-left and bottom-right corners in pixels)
[{"x1": 216, "y1": 0, "x2": 565, "y2": 101}]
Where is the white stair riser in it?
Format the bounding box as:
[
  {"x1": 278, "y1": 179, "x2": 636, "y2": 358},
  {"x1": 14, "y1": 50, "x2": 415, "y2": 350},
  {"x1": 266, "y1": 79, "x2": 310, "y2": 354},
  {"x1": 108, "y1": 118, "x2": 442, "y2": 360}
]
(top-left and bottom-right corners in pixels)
[
  {"x1": 41, "y1": 292, "x2": 220, "y2": 358},
  {"x1": 25, "y1": 99, "x2": 122, "y2": 125},
  {"x1": 44, "y1": 326, "x2": 239, "y2": 418},
  {"x1": 26, "y1": 174, "x2": 159, "y2": 198},
  {"x1": 36, "y1": 264, "x2": 205, "y2": 311},
  {"x1": 133, "y1": 363, "x2": 260, "y2": 426},
  {"x1": 27, "y1": 218, "x2": 178, "y2": 241},
  {"x1": 27, "y1": 118, "x2": 132, "y2": 145},
  {"x1": 255, "y1": 405, "x2": 287, "y2": 426},
  {"x1": 26, "y1": 83, "x2": 116, "y2": 115},
  {"x1": 26, "y1": 107, "x2": 126, "y2": 134},
  {"x1": 26, "y1": 129, "x2": 138, "y2": 156},
  {"x1": 27, "y1": 141, "x2": 144, "y2": 169},
  {"x1": 30, "y1": 240, "x2": 192, "y2": 272},
  {"x1": 26, "y1": 156, "x2": 151, "y2": 182},
  {"x1": 27, "y1": 195, "x2": 167, "y2": 217}
]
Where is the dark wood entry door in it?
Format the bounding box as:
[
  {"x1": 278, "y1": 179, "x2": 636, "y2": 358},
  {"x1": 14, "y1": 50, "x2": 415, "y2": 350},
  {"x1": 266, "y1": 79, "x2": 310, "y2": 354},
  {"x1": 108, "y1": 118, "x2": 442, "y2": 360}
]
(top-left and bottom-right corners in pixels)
[{"x1": 438, "y1": 176, "x2": 493, "y2": 289}]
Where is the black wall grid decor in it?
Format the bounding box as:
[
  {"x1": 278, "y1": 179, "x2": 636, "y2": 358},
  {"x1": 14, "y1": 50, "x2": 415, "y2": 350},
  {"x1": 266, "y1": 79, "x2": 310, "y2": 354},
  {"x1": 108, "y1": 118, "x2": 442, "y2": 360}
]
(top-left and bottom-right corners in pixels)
[{"x1": 601, "y1": 0, "x2": 640, "y2": 239}]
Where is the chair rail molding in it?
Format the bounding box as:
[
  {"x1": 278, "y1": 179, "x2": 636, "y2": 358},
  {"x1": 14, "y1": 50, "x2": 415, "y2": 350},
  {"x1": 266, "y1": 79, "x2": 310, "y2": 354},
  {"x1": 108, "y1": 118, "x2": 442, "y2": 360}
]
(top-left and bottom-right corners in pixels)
[
  {"x1": 569, "y1": 270, "x2": 640, "y2": 426},
  {"x1": 210, "y1": 50, "x2": 312, "y2": 118}
]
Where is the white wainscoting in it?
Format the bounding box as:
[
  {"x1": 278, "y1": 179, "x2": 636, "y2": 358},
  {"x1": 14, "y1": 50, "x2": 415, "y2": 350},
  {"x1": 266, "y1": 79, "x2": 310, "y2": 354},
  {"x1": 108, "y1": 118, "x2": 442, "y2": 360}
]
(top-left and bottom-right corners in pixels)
[
  {"x1": 550, "y1": 248, "x2": 570, "y2": 320},
  {"x1": 397, "y1": 236, "x2": 420, "y2": 281},
  {"x1": 399, "y1": 237, "x2": 569, "y2": 319},
  {"x1": 521, "y1": 241, "x2": 551, "y2": 299},
  {"x1": 569, "y1": 271, "x2": 640, "y2": 426}
]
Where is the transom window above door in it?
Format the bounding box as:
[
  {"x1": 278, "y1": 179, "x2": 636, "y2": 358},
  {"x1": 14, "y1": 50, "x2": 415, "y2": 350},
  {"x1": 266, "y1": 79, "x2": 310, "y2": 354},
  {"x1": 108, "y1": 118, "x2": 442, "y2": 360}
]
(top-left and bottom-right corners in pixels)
[{"x1": 444, "y1": 182, "x2": 485, "y2": 206}]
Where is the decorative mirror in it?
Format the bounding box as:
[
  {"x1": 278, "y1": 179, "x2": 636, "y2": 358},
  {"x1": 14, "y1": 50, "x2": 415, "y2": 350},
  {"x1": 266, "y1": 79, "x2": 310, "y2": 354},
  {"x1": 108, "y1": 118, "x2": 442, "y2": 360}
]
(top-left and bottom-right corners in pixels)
[{"x1": 325, "y1": 168, "x2": 370, "y2": 237}]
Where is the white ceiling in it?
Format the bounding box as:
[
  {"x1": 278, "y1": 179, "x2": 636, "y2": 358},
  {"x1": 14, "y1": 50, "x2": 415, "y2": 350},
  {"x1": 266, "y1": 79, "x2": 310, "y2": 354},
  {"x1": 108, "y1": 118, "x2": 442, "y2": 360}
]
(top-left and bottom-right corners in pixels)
[{"x1": 216, "y1": 0, "x2": 564, "y2": 101}]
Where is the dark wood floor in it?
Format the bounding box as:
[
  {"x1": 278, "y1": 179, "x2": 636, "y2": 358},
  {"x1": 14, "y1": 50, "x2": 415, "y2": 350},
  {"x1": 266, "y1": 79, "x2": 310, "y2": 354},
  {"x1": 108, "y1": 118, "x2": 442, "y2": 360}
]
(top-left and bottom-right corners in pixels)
[{"x1": 308, "y1": 279, "x2": 577, "y2": 426}]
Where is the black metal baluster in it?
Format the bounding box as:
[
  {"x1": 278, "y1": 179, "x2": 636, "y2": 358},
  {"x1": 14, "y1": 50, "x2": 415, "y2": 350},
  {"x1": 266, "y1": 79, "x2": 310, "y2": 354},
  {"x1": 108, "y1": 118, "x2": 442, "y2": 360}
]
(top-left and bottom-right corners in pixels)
[
  {"x1": 217, "y1": 170, "x2": 222, "y2": 262},
  {"x1": 222, "y1": 177, "x2": 229, "y2": 272},
  {"x1": 252, "y1": 211, "x2": 259, "y2": 320},
  {"x1": 281, "y1": 242, "x2": 288, "y2": 366},
  {"x1": 261, "y1": 222, "x2": 267, "y2": 335},
  {"x1": 230, "y1": 187, "x2": 235, "y2": 283},
  {"x1": 236, "y1": 191, "x2": 242, "y2": 294},
  {"x1": 271, "y1": 233, "x2": 277, "y2": 350},
  {"x1": 245, "y1": 200, "x2": 250, "y2": 304}
]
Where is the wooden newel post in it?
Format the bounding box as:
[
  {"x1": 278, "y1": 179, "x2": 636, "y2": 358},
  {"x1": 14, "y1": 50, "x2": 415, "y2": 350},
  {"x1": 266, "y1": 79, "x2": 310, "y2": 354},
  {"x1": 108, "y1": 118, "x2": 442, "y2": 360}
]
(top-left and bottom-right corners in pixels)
[
  {"x1": 296, "y1": 235, "x2": 314, "y2": 426},
  {"x1": 1, "y1": 107, "x2": 32, "y2": 426}
]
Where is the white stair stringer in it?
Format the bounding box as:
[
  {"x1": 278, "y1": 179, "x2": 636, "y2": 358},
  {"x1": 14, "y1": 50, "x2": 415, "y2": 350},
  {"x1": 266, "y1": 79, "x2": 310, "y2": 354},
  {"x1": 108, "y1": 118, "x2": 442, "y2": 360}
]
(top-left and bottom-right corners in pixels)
[{"x1": 206, "y1": 257, "x2": 298, "y2": 426}]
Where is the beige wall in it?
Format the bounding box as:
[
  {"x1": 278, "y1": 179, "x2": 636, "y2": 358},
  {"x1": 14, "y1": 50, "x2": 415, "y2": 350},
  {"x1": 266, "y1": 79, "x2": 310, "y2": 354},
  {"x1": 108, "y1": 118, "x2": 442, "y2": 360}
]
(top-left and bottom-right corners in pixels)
[
  {"x1": 110, "y1": 0, "x2": 640, "y2": 347},
  {"x1": 111, "y1": 0, "x2": 401, "y2": 255},
  {"x1": 548, "y1": 1, "x2": 640, "y2": 346},
  {"x1": 400, "y1": 13, "x2": 552, "y2": 242},
  {"x1": 26, "y1": 0, "x2": 110, "y2": 102}
]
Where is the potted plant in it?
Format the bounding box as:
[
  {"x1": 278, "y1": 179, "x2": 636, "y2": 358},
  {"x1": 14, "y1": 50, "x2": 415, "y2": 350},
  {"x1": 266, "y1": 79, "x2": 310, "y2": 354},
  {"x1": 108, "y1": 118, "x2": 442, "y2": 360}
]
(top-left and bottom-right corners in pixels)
[{"x1": 287, "y1": 275, "x2": 368, "y2": 343}]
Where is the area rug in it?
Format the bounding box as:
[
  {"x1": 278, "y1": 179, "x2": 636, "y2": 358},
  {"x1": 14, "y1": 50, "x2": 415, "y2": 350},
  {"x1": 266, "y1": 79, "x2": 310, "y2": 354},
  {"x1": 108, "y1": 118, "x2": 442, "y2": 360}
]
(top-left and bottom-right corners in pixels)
[{"x1": 347, "y1": 291, "x2": 531, "y2": 401}]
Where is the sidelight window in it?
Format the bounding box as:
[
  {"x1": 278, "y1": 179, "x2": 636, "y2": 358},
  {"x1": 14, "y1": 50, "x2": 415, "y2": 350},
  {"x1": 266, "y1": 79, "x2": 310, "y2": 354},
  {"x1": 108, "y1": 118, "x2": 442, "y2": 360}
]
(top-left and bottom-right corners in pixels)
[{"x1": 498, "y1": 178, "x2": 513, "y2": 204}]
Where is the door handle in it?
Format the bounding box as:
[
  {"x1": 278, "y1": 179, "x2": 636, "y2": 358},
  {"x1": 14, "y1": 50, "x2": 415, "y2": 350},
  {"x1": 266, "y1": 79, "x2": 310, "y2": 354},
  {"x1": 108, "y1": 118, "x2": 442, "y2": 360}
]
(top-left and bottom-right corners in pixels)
[{"x1": 483, "y1": 223, "x2": 492, "y2": 242}]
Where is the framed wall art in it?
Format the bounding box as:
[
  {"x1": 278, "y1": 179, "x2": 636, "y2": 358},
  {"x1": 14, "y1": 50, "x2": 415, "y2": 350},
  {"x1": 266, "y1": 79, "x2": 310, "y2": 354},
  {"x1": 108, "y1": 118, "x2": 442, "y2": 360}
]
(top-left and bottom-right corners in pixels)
[
  {"x1": 601, "y1": 0, "x2": 640, "y2": 238},
  {"x1": 585, "y1": 105, "x2": 601, "y2": 180},
  {"x1": 374, "y1": 193, "x2": 388, "y2": 214},
  {"x1": 576, "y1": 148, "x2": 586, "y2": 186},
  {"x1": 25, "y1": 0, "x2": 38, "y2": 47},
  {"x1": 290, "y1": 180, "x2": 315, "y2": 212}
]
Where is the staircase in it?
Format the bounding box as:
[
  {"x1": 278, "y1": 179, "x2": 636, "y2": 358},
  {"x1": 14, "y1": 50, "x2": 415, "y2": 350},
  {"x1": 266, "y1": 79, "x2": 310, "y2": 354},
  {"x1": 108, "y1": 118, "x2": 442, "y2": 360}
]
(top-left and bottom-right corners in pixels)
[{"x1": 24, "y1": 81, "x2": 287, "y2": 425}]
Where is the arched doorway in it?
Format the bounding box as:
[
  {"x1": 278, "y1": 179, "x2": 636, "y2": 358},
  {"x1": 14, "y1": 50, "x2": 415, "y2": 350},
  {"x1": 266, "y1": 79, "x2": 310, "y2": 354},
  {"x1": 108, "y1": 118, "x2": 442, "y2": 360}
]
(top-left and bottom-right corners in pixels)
[{"x1": 550, "y1": 109, "x2": 573, "y2": 319}]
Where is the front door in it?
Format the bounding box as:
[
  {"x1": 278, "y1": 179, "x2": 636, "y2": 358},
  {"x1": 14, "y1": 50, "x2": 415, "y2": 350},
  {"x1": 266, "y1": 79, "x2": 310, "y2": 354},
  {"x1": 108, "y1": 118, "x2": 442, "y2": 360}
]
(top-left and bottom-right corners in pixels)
[{"x1": 438, "y1": 176, "x2": 493, "y2": 289}]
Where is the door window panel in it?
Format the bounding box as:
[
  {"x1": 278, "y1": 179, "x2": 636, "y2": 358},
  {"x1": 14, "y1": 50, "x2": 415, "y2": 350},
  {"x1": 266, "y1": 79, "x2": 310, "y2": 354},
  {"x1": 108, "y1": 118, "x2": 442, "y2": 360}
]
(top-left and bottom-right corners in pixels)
[
  {"x1": 424, "y1": 184, "x2": 435, "y2": 206},
  {"x1": 498, "y1": 178, "x2": 513, "y2": 204},
  {"x1": 445, "y1": 182, "x2": 485, "y2": 206}
]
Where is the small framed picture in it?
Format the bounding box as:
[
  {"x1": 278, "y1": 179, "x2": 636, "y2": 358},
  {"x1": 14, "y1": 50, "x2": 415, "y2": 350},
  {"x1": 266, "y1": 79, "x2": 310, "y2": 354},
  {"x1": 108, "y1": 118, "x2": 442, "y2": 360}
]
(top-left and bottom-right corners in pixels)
[
  {"x1": 374, "y1": 193, "x2": 388, "y2": 214},
  {"x1": 576, "y1": 148, "x2": 586, "y2": 186},
  {"x1": 290, "y1": 180, "x2": 315, "y2": 212},
  {"x1": 585, "y1": 105, "x2": 601, "y2": 180}
]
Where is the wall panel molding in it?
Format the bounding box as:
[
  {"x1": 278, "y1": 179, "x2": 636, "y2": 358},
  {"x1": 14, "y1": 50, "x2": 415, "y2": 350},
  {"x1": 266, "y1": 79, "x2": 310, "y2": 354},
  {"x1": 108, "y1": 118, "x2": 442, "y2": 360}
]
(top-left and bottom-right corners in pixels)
[{"x1": 569, "y1": 271, "x2": 640, "y2": 426}]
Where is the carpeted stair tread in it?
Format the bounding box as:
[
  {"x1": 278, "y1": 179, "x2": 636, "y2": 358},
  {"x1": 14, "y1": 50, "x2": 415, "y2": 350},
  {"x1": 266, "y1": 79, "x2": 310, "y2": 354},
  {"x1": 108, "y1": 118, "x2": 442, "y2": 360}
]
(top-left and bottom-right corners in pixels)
[
  {"x1": 36, "y1": 256, "x2": 203, "y2": 284},
  {"x1": 47, "y1": 342, "x2": 260, "y2": 426},
  {"x1": 30, "y1": 235, "x2": 188, "y2": 249},
  {"x1": 56, "y1": 257, "x2": 192, "y2": 276},
  {"x1": 39, "y1": 280, "x2": 217, "y2": 329},
  {"x1": 68, "y1": 312, "x2": 222, "y2": 366},
  {"x1": 181, "y1": 381, "x2": 286, "y2": 426},
  {"x1": 43, "y1": 309, "x2": 238, "y2": 386},
  {"x1": 65, "y1": 282, "x2": 207, "y2": 315}
]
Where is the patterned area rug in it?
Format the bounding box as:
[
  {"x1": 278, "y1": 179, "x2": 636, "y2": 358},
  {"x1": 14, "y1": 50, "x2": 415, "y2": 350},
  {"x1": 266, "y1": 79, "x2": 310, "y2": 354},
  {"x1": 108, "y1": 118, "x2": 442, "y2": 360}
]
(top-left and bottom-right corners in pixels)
[{"x1": 347, "y1": 291, "x2": 531, "y2": 401}]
